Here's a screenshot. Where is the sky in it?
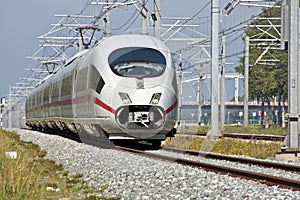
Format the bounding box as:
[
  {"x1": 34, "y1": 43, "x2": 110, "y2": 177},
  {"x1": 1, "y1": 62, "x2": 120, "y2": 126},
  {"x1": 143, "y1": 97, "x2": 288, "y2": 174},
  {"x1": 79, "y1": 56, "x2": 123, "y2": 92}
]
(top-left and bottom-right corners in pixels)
[
  {"x1": 0, "y1": 0, "x2": 266, "y2": 100},
  {"x1": 0, "y1": 0, "x2": 88, "y2": 97}
]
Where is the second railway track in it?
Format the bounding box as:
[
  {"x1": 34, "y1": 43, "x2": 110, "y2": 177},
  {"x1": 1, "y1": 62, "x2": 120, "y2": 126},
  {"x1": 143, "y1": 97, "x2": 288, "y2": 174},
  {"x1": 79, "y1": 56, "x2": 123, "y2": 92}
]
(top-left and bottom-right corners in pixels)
[
  {"x1": 164, "y1": 147, "x2": 300, "y2": 173},
  {"x1": 118, "y1": 146, "x2": 300, "y2": 191},
  {"x1": 179, "y1": 132, "x2": 286, "y2": 142}
]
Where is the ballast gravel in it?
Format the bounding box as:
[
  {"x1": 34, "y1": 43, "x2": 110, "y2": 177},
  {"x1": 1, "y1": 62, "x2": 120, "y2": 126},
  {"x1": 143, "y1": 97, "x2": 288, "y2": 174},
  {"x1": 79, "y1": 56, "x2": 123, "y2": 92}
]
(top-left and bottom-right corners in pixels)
[
  {"x1": 151, "y1": 150, "x2": 300, "y2": 182},
  {"x1": 16, "y1": 129, "x2": 300, "y2": 199}
]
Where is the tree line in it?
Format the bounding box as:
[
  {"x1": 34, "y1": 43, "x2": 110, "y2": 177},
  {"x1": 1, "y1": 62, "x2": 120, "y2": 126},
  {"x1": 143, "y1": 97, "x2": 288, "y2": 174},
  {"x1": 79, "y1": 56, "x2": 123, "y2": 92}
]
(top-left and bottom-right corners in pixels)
[{"x1": 235, "y1": 3, "x2": 288, "y2": 128}]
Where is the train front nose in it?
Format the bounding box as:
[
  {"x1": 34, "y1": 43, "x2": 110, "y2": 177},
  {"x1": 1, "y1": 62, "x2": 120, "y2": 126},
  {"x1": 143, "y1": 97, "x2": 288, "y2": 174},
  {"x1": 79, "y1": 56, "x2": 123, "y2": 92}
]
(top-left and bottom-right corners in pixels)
[{"x1": 116, "y1": 105, "x2": 165, "y2": 130}]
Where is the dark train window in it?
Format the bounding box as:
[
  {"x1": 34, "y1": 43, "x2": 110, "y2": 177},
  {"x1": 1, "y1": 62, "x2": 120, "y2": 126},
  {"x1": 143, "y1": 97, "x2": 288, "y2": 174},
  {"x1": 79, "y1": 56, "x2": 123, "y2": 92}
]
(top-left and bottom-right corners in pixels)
[
  {"x1": 76, "y1": 67, "x2": 88, "y2": 92},
  {"x1": 109, "y1": 47, "x2": 166, "y2": 78},
  {"x1": 89, "y1": 65, "x2": 105, "y2": 94},
  {"x1": 61, "y1": 73, "x2": 73, "y2": 97},
  {"x1": 52, "y1": 81, "x2": 60, "y2": 99},
  {"x1": 43, "y1": 86, "x2": 50, "y2": 103},
  {"x1": 37, "y1": 91, "x2": 43, "y2": 106},
  {"x1": 27, "y1": 96, "x2": 32, "y2": 109},
  {"x1": 33, "y1": 94, "x2": 37, "y2": 107}
]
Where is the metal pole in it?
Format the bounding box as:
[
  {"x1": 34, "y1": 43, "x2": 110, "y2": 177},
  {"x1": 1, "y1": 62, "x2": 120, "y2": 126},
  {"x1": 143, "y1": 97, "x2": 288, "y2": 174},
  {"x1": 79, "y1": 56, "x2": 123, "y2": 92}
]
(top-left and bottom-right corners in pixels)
[
  {"x1": 197, "y1": 52, "x2": 204, "y2": 125},
  {"x1": 105, "y1": 12, "x2": 111, "y2": 37},
  {"x1": 141, "y1": 0, "x2": 147, "y2": 35},
  {"x1": 8, "y1": 86, "x2": 12, "y2": 131},
  {"x1": 244, "y1": 36, "x2": 249, "y2": 127},
  {"x1": 154, "y1": 0, "x2": 161, "y2": 39},
  {"x1": 297, "y1": 3, "x2": 300, "y2": 148},
  {"x1": 177, "y1": 53, "x2": 183, "y2": 126},
  {"x1": 235, "y1": 78, "x2": 239, "y2": 104},
  {"x1": 207, "y1": 0, "x2": 221, "y2": 138},
  {"x1": 287, "y1": 0, "x2": 299, "y2": 148},
  {"x1": 220, "y1": 33, "x2": 226, "y2": 130},
  {"x1": 281, "y1": 0, "x2": 289, "y2": 51},
  {"x1": 142, "y1": 16, "x2": 147, "y2": 35},
  {"x1": 0, "y1": 106, "x2": 2, "y2": 130}
]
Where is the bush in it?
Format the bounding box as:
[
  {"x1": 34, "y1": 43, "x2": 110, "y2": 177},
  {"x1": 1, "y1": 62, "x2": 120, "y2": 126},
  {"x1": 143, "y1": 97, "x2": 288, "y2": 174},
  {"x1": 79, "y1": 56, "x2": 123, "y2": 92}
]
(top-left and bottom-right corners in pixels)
[{"x1": 165, "y1": 134, "x2": 281, "y2": 159}]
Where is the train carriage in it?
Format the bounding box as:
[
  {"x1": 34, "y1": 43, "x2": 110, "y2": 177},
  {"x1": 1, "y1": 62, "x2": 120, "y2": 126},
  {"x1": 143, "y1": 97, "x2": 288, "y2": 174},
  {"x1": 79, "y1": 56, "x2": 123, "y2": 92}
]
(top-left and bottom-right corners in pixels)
[{"x1": 25, "y1": 34, "x2": 178, "y2": 147}]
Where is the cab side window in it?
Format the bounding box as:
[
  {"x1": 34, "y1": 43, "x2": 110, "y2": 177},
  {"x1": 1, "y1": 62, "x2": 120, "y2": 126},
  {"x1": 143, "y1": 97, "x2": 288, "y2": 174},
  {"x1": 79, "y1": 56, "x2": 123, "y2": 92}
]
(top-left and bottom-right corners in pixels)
[{"x1": 89, "y1": 65, "x2": 105, "y2": 94}]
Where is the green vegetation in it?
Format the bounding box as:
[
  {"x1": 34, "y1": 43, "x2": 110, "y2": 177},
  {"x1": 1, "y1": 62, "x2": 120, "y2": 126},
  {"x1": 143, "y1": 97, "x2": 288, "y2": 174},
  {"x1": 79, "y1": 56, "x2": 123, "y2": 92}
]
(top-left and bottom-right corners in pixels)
[
  {"x1": 170, "y1": 121, "x2": 286, "y2": 159},
  {"x1": 235, "y1": 2, "x2": 288, "y2": 127},
  {"x1": 164, "y1": 135, "x2": 281, "y2": 159},
  {"x1": 0, "y1": 129, "x2": 119, "y2": 200},
  {"x1": 178, "y1": 125, "x2": 209, "y2": 134},
  {"x1": 223, "y1": 124, "x2": 287, "y2": 135}
]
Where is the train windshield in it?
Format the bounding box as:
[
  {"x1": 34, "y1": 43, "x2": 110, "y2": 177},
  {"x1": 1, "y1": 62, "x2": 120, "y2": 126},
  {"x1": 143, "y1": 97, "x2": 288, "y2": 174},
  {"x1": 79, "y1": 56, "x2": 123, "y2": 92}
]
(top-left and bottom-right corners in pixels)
[{"x1": 109, "y1": 47, "x2": 166, "y2": 78}]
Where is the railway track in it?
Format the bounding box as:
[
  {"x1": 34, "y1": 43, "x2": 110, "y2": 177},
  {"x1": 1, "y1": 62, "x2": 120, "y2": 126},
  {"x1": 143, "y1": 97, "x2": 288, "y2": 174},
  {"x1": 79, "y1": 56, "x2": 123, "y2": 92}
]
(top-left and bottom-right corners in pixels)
[
  {"x1": 18, "y1": 128, "x2": 300, "y2": 198},
  {"x1": 25, "y1": 128, "x2": 300, "y2": 190},
  {"x1": 20, "y1": 128, "x2": 300, "y2": 191},
  {"x1": 164, "y1": 147, "x2": 300, "y2": 173},
  {"x1": 118, "y1": 146, "x2": 300, "y2": 191},
  {"x1": 180, "y1": 132, "x2": 286, "y2": 141}
]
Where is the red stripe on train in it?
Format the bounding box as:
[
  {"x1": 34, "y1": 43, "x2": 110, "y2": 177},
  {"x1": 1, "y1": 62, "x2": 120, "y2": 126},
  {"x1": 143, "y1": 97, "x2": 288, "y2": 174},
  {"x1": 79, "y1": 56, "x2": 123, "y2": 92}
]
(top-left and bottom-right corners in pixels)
[
  {"x1": 166, "y1": 100, "x2": 178, "y2": 114},
  {"x1": 94, "y1": 97, "x2": 116, "y2": 114}
]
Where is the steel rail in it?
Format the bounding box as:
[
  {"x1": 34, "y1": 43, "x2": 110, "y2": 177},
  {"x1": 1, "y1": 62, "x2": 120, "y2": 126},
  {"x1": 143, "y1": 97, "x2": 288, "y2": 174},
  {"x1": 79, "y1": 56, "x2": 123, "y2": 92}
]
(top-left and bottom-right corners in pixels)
[
  {"x1": 23, "y1": 128, "x2": 300, "y2": 191},
  {"x1": 164, "y1": 147, "x2": 300, "y2": 173},
  {"x1": 179, "y1": 132, "x2": 286, "y2": 141},
  {"x1": 118, "y1": 146, "x2": 300, "y2": 191}
]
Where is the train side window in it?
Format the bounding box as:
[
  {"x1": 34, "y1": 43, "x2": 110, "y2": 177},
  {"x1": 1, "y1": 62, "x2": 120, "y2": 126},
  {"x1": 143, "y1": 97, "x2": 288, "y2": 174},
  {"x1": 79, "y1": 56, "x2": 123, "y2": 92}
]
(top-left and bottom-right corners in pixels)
[
  {"x1": 29, "y1": 96, "x2": 32, "y2": 108},
  {"x1": 96, "y1": 77, "x2": 105, "y2": 94},
  {"x1": 39, "y1": 90, "x2": 43, "y2": 106},
  {"x1": 27, "y1": 96, "x2": 32, "y2": 109},
  {"x1": 76, "y1": 67, "x2": 88, "y2": 92},
  {"x1": 43, "y1": 86, "x2": 50, "y2": 103},
  {"x1": 37, "y1": 91, "x2": 41, "y2": 106},
  {"x1": 52, "y1": 81, "x2": 60, "y2": 100},
  {"x1": 34, "y1": 94, "x2": 37, "y2": 107},
  {"x1": 89, "y1": 65, "x2": 105, "y2": 94},
  {"x1": 61, "y1": 73, "x2": 73, "y2": 97}
]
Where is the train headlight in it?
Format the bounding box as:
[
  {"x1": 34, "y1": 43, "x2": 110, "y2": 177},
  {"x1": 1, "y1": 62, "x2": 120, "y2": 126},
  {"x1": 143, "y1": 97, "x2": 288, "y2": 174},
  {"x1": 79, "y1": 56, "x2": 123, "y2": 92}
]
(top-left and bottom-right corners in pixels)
[
  {"x1": 119, "y1": 92, "x2": 132, "y2": 104},
  {"x1": 150, "y1": 93, "x2": 162, "y2": 104}
]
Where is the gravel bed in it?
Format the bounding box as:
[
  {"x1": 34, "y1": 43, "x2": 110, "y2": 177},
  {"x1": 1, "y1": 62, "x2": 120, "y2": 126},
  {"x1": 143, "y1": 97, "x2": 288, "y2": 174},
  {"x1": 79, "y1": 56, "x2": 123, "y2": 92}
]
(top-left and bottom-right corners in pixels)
[
  {"x1": 152, "y1": 149, "x2": 300, "y2": 181},
  {"x1": 15, "y1": 129, "x2": 300, "y2": 199}
]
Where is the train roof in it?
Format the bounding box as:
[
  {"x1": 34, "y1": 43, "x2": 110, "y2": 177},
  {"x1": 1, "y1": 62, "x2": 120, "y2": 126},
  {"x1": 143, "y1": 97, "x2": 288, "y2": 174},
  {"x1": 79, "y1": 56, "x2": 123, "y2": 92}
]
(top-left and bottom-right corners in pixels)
[
  {"x1": 29, "y1": 34, "x2": 169, "y2": 94},
  {"x1": 64, "y1": 49, "x2": 89, "y2": 67},
  {"x1": 96, "y1": 34, "x2": 169, "y2": 53}
]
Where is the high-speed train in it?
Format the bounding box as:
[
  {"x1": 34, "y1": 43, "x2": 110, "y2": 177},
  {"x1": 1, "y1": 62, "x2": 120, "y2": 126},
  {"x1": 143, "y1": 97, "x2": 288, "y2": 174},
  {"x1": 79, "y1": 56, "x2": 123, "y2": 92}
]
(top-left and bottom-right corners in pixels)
[{"x1": 25, "y1": 34, "x2": 178, "y2": 147}]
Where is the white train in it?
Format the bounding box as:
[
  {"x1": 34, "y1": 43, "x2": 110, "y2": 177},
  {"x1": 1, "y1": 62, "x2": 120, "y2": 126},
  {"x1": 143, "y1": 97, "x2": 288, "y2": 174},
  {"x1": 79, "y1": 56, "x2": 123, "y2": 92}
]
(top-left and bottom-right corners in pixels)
[{"x1": 25, "y1": 34, "x2": 178, "y2": 147}]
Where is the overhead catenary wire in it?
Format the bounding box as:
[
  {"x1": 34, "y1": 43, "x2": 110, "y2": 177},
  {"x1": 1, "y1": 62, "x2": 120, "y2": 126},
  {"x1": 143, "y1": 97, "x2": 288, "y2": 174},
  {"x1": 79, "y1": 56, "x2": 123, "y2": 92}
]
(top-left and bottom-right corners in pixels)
[
  {"x1": 111, "y1": 10, "x2": 138, "y2": 31},
  {"x1": 6, "y1": 1, "x2": 277, "y2": 112},
  {"x1": 118, "y1": 11, "x2": 140, "y2": 33}
]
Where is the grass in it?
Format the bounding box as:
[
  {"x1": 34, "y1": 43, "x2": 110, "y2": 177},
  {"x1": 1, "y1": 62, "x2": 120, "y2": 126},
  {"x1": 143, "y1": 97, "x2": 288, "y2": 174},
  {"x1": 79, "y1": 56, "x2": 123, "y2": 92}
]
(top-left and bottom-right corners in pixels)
[
  {"x1": 0, "y1": 129, "x2": 119, "y2": 200},
  {"x1": 223, "y1": 124, "x2": 287, "y2": 135},
  {"x1": 164, "y1": 134, "x2": 282, "y2": 159},
  {"x1": 0, "y1": 127, "x2": 283, "y2": 199}
]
